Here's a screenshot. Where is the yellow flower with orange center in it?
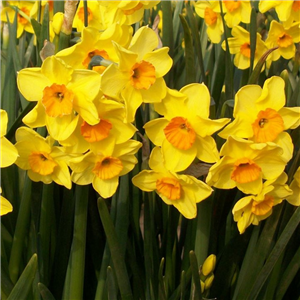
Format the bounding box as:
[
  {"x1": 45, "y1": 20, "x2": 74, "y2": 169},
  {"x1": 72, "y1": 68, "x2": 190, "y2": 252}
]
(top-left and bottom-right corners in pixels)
[
  {"x1": 70, "y1": 137, "x2": 142, "y2": 199},
  {"x1": 265, "y1": 20, "x2": 300, "y2": 63},
  {"x1": 221, "y1": 26, "x2": 268, "y2": 70},
  {"x1": 219, "y1": 76, "x2": 300, "y2": 162},
  {"x1": 206, "y1": 136, "x2": 286, "y2": 195},
  {"x1": 144, "y1": 84, "x2": 230, "y2": 172},
  {"x1": 101, "y1": 26, "x2": 172, "y2": 122},
  {"x1": 222, "y1": 0, "x2": 251, "y2": 28},
  {"x1": 132, "y1": 147, "x2": 213, "y2": 219},
  {"x1": 14, "y1": 127, "x2": 72, "y2": 189},
  {"x1": 232, "y1": 172, "x2": 293, "y2": 234},
  {"x1": 17, "y1": 56, "x2": 101, "y2": 141},
  {"x1": 194, "y1": 1, "x2": 224, "y2": 43}
]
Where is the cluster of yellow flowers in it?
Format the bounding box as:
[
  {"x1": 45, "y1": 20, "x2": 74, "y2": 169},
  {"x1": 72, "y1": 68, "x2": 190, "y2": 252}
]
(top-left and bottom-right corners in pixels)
[{"x1": 1, "y1": 0, "x2": 300, "y2": 234}]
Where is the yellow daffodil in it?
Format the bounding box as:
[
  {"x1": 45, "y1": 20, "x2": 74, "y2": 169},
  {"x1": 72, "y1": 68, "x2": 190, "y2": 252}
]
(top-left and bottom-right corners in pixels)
[
  {"x1": 221, "y1": 26, "x2": 268, "y2": 70},
  {"x1": 1, "y1": 187, "x2": 13, "y2": 216},
  {"x1": 132, "y1": 147, "x2": 213, "y2": 219},
  {"x1": 60, "y1": 96, "x2": 137, "y2": 154},
  {"x1": 1, "y1": 109, "x2": 18, "y2": 168},
  {"x1": 1, "y1": 1, "x2": 34, "y2": 38},
  {"x1": 14, "y1": 127, "x2": 72, "y2": 189},
  {"x1": 259, "y1": 1, "x2": 300, "y2": 28},
  {"x1": 56, "y1": 25, "x2": 132, "y2": 73},
  {"x1": 286, "y1": 167, "x2": 300, "y2": 206},
  {"x1": 232, "y1": 172, "x2": 293, "y2": 234},
  {"x1": 72, "y1": 1, "x2": 103, "y2": 33},
  {"x1": 144, "y1": 84, "x2": 230, "y2": 172},
  {"x1": 17, "y1": 56, "x2": 101, "y2": 141},
  {"x1": 70, "y1": 136, "x2": 142, "y2": 199},
  {"x1": 219, "y1": 76, "x2": 300, "y2": 162},
  {"x1": 101, "y1": 26, "x2": 172, "y2": 122},
  {"x1": 265, "y1": 20, "x2": 300, "y2": 63},
  {"x1": 194, "y1": 1, "x2": 224, "y2": 44},
  {"x1": 206, "y1": 136, "x2": 286, "y2": 195},
  {"x1": 222, "y1": 0, "x2": 251, "y2": 28}
]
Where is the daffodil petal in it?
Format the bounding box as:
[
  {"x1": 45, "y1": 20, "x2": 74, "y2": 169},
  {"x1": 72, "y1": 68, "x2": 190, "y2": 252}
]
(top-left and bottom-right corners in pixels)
[
  {"x1": 279, "y1": 107, "x2": 300, "y2": 129},
  {"x1": 93, "y1": 176, "x2": 119, "y2": 198},
  {"x1": 1, "y1": 196, "x2": 13, "y2": 216},
  {"x1": 132, "y1": 170, "x2": 158, "y2": 192},
  {"x1": 194, "y1": 136, "x2": 220, "y2": 163},
  {"x1": 0, "y1": 137, "x2": 18, "y2": 168}
]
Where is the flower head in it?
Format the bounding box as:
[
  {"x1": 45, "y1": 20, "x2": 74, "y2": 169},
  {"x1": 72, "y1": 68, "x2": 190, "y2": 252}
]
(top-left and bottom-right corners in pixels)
[
  {"x1": 223, "y1": 0, "x2": 251, "y2": 28},
  {"x1": 132, "y1": 147, "x2": 213, "y2": 219}
]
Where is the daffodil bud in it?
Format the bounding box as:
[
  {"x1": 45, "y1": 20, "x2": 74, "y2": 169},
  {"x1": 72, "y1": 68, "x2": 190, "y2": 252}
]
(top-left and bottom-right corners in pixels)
[
  {"x1": 204, "y1": 273, "x2": 214, "y2": 290},
  {"x1": 202, "y1": 254, "x2": 216, "y2": 276},
  {"x1": 200, "y1": 280, "x2": 205, "y2": 294}
]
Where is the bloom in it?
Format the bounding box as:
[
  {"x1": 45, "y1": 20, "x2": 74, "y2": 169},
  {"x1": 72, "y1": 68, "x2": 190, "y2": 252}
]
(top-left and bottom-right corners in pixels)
[
  {"x1": 17, "y1": 56, "x2": 101, "y2": 141},
  {"x1": 221, "y1": 26, "x2": 268, "y2": 70},
  {"x1": 0, "y1": 109, "x2": 18, "y2": 168},
  {"x1": 70, "y1": 137, "x2": 142, "y2": 198},
  {"x1": 14, "y1": 127, "x2": 72, "y2": 189},
  {"x1": 100, "y1": 26, "x2": 172, "y2": 122},
  {"x1": 206, "y1": 136, "x2": 286, "y2": 195},
  {"x1": 232, "y1": 172, "x2": 293, "y2": 234},
  {"x1": 132, "y1": 147, "x2": 213, "y2": 219},
  {"x1": 223, "y1": 0, "x2": 251, "y2": 28},
  {"x1": 218, "y1": 76, "x2": 300, "y2": 162},
  {"x1": 144, "y1": 84, "x2": 230, "y2": 172}
]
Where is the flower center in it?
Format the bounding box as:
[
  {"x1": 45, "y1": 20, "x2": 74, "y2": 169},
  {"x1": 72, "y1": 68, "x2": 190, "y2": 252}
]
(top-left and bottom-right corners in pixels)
[
  {"x1": 18, "y1": 7, "x2": 30, "y2": 25},
  {"x1": 164, "y1": 117, "x2": 196, "y2": 150},
  {"x1": 82, "y1": 49, "x2": 109, "y2": 73},
  {"x1": 130, "y1": 61, "x2": 156, "y2": 90},
  {"x1": 231, "y1": 158, "x2": 261, "y2": 183},
  {"x1": 277, "y1": 32, "x2": 293, "y2": 48},
  {"x1": 28, "y1": 151, "x2": 57, "y2": 176},
  {"x1": 92, "y1": 156, "x2": 123, "y2": 180},
  {"x1": 240, "y1": 43, "x2": 251, "y2": 58},
  {"x1": 251, "y1": 195, "x2": 274, "y2": 216},
  {"x1": 204, "y1": 7, "x2": 218, "y2": 26},
  {"x1": 156, "y1": 177, "x2": 181, "y2": 200},
  {"x1": 123, "y1": 2, "x2": 143, "y2": 15},
  {"x1": 42, "y1": 83, "x2": 74, "y2": 117},
  {"x1": 252, "y1": 108, "x2": 284, "y2": 143},
  {"x1": 292, "y1": 1, "x2": 300, "y2": 12},
  {"x1": 77, "y1": 7, "x2": 93, "y2": 23},
  {"x1": 224, "y1": 0, "x2": 241, "y2": 12},
  {"x1": 81, "y1": 119, "x2": 112, "y2": 143}
]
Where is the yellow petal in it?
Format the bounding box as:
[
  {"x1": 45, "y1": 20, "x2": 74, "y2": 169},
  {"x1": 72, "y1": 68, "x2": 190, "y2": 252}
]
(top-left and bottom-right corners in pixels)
[
  {"x1": 1, "y1": 137, "x2": 19, "y2": 168},
  {"x1": 1, "y1": 195, "x2": 13, "y2": 216},
  {"x1": 93, "y1": 176, "x2": 119, "y2": 198}
]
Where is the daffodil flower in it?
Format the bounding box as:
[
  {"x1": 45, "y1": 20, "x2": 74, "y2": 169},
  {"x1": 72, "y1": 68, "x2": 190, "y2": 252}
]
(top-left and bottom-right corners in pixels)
[
  {"x1": 1, "y1": 1, "x2": 34, "y2": 38},
  {"x1": 70, "y1": 136, "x2": 142, "y2": 199},
  {"x1": 132, "y1": 147, "x2": 213, "y2": 219},
  {"x1": 206, "y1": 136, "x2": 286, "y2": 195},
  {"x1": 1, "y1": 187, "x2": 13, "y2": 216},
  {"x1": 0, "y1": 110, "x2": 18, "y2": 168},
  {"x1": 286, "y1": 167, "x2": 300, "y2": 206},
  {"x1": 14, "y1": 127, "x2": 72, "y2": 189},
  {"x1": 17, "y1": 56, "x2": 101, "y2": 141},
  {"x1": 232, "y1": 172, "x2": 293, "y2": 234},
  {"x1": 222, "y1": 0, "x2": 251, "y2": 28},
  {"x1": 194, "y1": 1, "x2": 224, "y2": 44},
  {"x1": 219, "y1": 76, "x2": 300, "y2": 162},
  {"x1": 144, "y1": 84, "x2": 230, "y2": 172},
  {"x1": 221, "y1": 26, "x2": 268, "y2": 70},
  {"x1": 101, "y1": 26, "x2": 172, "y2": 123},
  {"x1": 265, "y1": 20, "x2": 300, "y2": 63}
]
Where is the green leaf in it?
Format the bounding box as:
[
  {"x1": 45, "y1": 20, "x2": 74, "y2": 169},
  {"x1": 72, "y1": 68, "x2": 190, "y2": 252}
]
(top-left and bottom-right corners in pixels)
[
  {"x1": 7, "y1": 254, "x2": 38, "y2": 300},
  {"x1": 107, "y1": 266, "x2": 118, "y2": 300},
  {"x1": 189, "y1": 251, "x2": 202, "y2": 300},
  {"x1": 38, "y1": 283, "x2": 56, "y2": 300}
]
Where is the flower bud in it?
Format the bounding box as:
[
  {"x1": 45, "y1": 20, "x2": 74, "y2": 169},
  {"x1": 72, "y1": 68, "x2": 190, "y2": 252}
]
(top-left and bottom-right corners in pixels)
[
  {"x1": 202, "y1": 254, "x2": 216, "y2": 276},
  {"x1": 204, "y1": 273, "x2": 214, "y2": 290},
  {"x1": 200, "y1": 280, "x2": 205, "y2": 293}
]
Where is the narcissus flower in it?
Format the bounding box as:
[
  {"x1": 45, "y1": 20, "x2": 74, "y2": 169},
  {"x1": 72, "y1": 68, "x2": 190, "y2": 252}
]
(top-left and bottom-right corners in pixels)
[
  {"x1": 222, "y1": 0, "x2": 251, "y2": 28},
  {"x1": 144, "y1": 84, "x2": 230, "y2": 172},
  {"x1": 17, "y1": 56, "x2": 101, "y2": 141},
  {"x1": 265, "y1": 20, "x2": 300, "y2": 62},
  {"x1": 194, "y1": 1, "x2": 224, "y2": 43},
  {"x1": 286, "y1": 167, "x2": 300, "y2": 206},
  {"x1": 219, "y1": 76, "x2": 300, "y2": 162},
  {"x1": 1, "y1": 187, "x2": 13, "y2": 216},
  {"x1": 1, "y1": 1, "x2": 34, "y2": 38},
  {"x1": 0, "y1": 110, "x2": 18, "y2": 168},
  {"x1": 132, "y1": 147, "x2": 213, "y2": 219},
  {"x1": 232, "y1": 172, "x2": 293, "y2": 234},
  {"x1": 221, "y1": 26, "x2": 268, "y2": 70},
  {"x1": 70, "y1": 137, "x2": 142, "y2": 199},
  {"x1": 101, "y1": 26, "x2": 172, "y2": 122},
  {"x1": 206, "y1": 136, "x2": 286, "y2": 195},
  {"x1": 14, "y1": 127, "x2": 72, "y2": 189}
]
